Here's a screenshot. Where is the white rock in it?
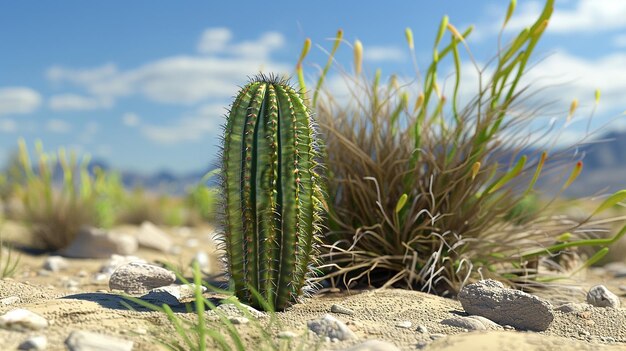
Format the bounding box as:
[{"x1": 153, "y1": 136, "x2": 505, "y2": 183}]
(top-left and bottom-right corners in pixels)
[
  {"x1": 556, "y1": 302, "x2": 591, "y2": 313},
  {"x1": 229, "y1": 316, "x2": 249, "y2": 325},
  {"x1": 278, "y1": 331, "x2": 297, "y2": 339},
  {"x1": 65, "y1": 330, "x2": 133, "y2": 351},
  {"x1": 458, "y1": 279, "x2": 554, "y2": 331},
  {"x1": 0, "y1": 309, "x2": 48, "y2": 331},
  {"x1": 330, "y1": 304, "x2": 355, "y2": 316},
  {"x1": 307, "y1": 314, "x2": 357, "y2": 341},
  {"x1": 143, "y1": 284, "x2": 207, "y2": 305},
  {"x1": 343, "y1": 340, "x2": 401, "y2": 351},
  {"x1": 0, "y1": 296, "x2": 20, "y2": 306},
  {"x1": 587, "y1": 285, "x2": 621, "y2": 308},
  {"x1": 61, "y1": 227, "x2": 138, "y2": 258},
  {"x1": 109, "y1": 262, "x2": 176, "y2": 294},
  {"x1": 466, "y1": 315, "x2": 503, "y2": 330},
  {"x1": 43, "y1": 255, "x2": 69, "y2": 272},
  {"x1": 18, "y1": 335, "x2": 47, "y2": 350},
  {"x1": 441, "y1": 316, "x2": 486, "y2": 331},
  {"x1": 191, "y1": 252, "x2": 211, "y2": 272},
  {"x1": 395, "y1": 321, "x2": 412, "y2": 329},
  {"x1": 416, "y1": 325, "x2": 428, "y2": 333},
  {"x1": 214, "y1": 303, "x2": 268, "y2": 319},
  {"x1": 100, "y1": 254, "x2": 146, "y2": 275},
  {"x1": 137, "y1": 221, "x2": 172, "y2": 252}
]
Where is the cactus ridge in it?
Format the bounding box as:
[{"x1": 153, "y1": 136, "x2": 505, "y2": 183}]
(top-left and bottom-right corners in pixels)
[{"x1": 221, "y1": 74, "x2": 324, "y2": 310}]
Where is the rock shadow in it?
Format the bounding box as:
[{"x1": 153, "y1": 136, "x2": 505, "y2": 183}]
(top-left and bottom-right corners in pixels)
[{"x1": 62, "y1": 292, "x2": 225, "y2": 314}]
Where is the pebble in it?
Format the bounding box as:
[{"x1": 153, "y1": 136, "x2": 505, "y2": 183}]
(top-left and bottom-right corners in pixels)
[
  {"x1": 215, "y1": 303, "x2": 267, "y2": 319},
  {"x1": 331, "y1": 304, "x2": 355, "y2": 316},
  {"x1": 307, "y1": 314, "x2": 357, "y2": 341},
  {"x1": 278, "y1": 331, "x2": 297, "y2": 339},
  {"x1": 229, "y1": 316, "x2": 249, "y2": 325},
  {"x1": 136, "y1": 221, "x2": 173, "y2": 252},
  {"x1": 441, "y1": 316, "x2": 486, "y2": 331},
  {"x1": 185, "y1": 238, "x2": 199, "y2": 248},
  {"x1": 0, "y1": 296, "x2": 20, "y2": 306},
  {"x1": 458, "y1": 279, "x2": 554, "y2": 331},
  {"x1": 191, "y1": 252, "x2": 211, "y2": 272},
  {"x1": 109, "y1": 262, "x2": 176, "y2": 294},
  {"x1": 466, "y1": 315, "x2": 502, "y2": 330},
  {"x1": 0, "y1": 309, "x2": 48, "y2": 331},
  {"x1": 586, "y1": 285, "x2": 620, "y2": 308},
  {"x1": 143, "y1": 284, "x2": 206, "y2": 305},
  {"x1": 416, "y1": 325, "x2": 428, "y2": 334},
  {"x1": 65, "y1": 330, "x2": 133, "y2": 351},
  {"x1": 61, "y1": 227, "x2": 138, "y2": 258},
  {"x1": 430, "y1": 334, "x2": 446, "y2": 340},
  {"x1": 603, "y1": 262, "x2": 626, "y2": 277},
  {"x1": 343, "y1": 340, "x2": 401, "y2": 351},
  {"x1": 43, "y1": 255, "x2": 69, "y2": 272},
  {"x1": 395, "y1": 321, "x2": 412, "y2": 329},
  {"x1": 18, "y1": 335, "x2": 47, "y2": 350},
  {"x1": 619, "y1": 285, "x2": 626, "y2": 292}
]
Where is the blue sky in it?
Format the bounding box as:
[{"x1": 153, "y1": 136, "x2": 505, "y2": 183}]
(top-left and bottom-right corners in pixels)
[{"x1": 1, "y1": 0, "x2": 625, "y2": 174}]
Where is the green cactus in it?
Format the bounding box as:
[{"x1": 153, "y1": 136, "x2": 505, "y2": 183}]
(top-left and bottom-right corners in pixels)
[{"x1": 221, "y1": 74, "x2": 325, "y2": 311}]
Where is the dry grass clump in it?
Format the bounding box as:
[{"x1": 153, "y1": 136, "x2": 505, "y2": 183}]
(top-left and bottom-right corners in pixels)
[{"x1": 299, "y1": 0, "x2": 626, "y2": 295}]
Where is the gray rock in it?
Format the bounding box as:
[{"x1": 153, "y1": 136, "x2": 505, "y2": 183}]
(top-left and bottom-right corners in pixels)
[
  {"x1": 331, "y1": 304, "x2": 355, "y2": 316},
  {"x1": 215, "y1": 303, "x2": 267, "y2": 319},
  {"x1": 441, "y1": 316, "x2": 486, "y2": 331},
  {"x1": 43, "y1": 255, "x2": 69, "y2": 272},
  {"x1": 109, "y1": 262, "x2": 176, "y2": 294},
  {"x1": 587, "y1": 285, "x2": 621, "y2": 308},
  {"x1": 556, "y1": 302, "x2": 591, "y2": 313},
  {"x1": 395, "y1": 321, "x2": 412, "y2": 329},
  {"x1": 343, "y1": 340, "x2": 401, "y2": 351},
  {"x1": 457, "y1": 279, "x2": 554, "y2": 331},
  {"x1": 604, "y1": 262, "x2": 626, "y2": 277},
  {"x1": 0, "y1": 296, "x2": 20, "y2": 306},
  {"x1": 61, "y1": 227, "x2": 138, "y2": 258},
  {"x1": 229, "y1": 316, "x2": 249, "y2": 324},
  {"x1": 137, "y1": 221, "x2": 172, "y2": 252},
  {"x1": 416, "y1": 325, "x2": 428, "y2": 333},
  {"x1": 143, "y1": 284, "x2": 206, "y2": 305},
  {"x1": 430, "y1": 334, "x2": 446, "y2": 340},
  {"x1": 100, "y1": 255, "x2": 146, "y2": 275},
  {"x1": 307, "y1": 314, "x2": 357, "y2": 341},
  {"x1": 278, "y1": 331, "x2": 297, "y2": 339},
  {"x1": 0, "y1": 309, "x2": 48, "y2": 331},
  {"x1": 65, "y1": 330, "x2": 133, "y2": 351},
  {"x1": 18, "y1": 335, "x2": 47, "y2": 350}
]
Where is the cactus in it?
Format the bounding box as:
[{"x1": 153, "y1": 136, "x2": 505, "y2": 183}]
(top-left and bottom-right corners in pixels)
[{"x1": 221, "y1": 74, "x2": 325, "y2": 311}]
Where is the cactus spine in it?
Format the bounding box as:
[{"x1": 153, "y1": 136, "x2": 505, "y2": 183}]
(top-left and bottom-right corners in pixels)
[{"x1": 221, "y1": 74, "x2": 324, "y2": 311}]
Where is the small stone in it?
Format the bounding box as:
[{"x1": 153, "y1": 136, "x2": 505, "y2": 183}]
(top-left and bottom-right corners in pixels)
[
  {"x1": 586, "y1": 285, "x2": 620, "y2": 308},
  {"x1": 458, "y1": 279, "x2": 554, "y2": 331},
  {"x1": 134, "y1": 327, "x2": 147, "y2": 335},
  {"x1": 278, "y1": 331, "x2": 297, "y2": 339},
  {"x1": 556, "y1": 302, "x2": 590, "y2": 313},
  {"x1": 65, "y1": 330, "x2": 133, "y2": 351},
  {"x1": 18, "y1": 335, "x2": 47, "y2": 350},
  {"x1": 441, "y1": 316, "x2": 486, "y2": 331},
  {"x1": 307, "y1": 314, "x2": 357, "y2": 341},
  {"x1": 416, "y1": 325, "x2": 428, "y2": 333},
  {"x1": 229, "y1": 316, "x2": 249, "y2": 325},
  {"x1": 0, "y1": 296, "x2": 20, "y2": 306},
  {"x1": 191, "y1": 252, "x2": 211, "y2": 272},
  {"x1": 185, "y1": 238, "x2": 199, "y2": 248},
  {"x1": 109, "y1": 262, "x2": 176, "y2": 294},
  {"x1": 43, "y1": 255, "x2": 69, "y2": 272},
  {"x1": 100, "y1": 255, "x2": 146, "y2": 275},
  {"x1": 61, "y1": 227, "x2": 138, "y2": 258},
  {"x1": 215, "y1": 303, "x2": 268, "y2": 319},
  {"x1": 343, "y1": 340, "x2": 401, "y2": 351},
  {"x1": 466, "y1": 315, "x2": 502, "y2": 330},
  {"x1": 395, "y1": 321, "x2": 412, "y2": 329},
  {"x1": 77, "y1": 270, "x2": 88, "y2": 278},
  {"x1": 604, "y1": 262, "x2": 626, "y2": 277},
  {"x1": 331, "y1": 304, "x2": 355, "y2": 316},
  {"x1": 430, "y1": 334, "x2": 446, "y2": 340},
  {"x1": 143, "y1": 284, "x2": 207, "y2": 305},
  {"x1": 137, "y1": 221, "x2": 173, "y2": 252},
  {"x1": 600, "y1": 336, "x2": 616, "y2": 343},
  {"x1": 0, "y1": 309, "x2": 48, "y2": 331},
  {"x1": 619, "y1": 285, "x2": 626, "y2": 292}
]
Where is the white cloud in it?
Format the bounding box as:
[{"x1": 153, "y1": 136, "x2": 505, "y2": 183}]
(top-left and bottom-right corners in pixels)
[
  {"x1": 483, "y1": 0, "x2": 626, "y2": 36},
  {"x1": 122, "y1": 112, "x2": 140, "y2": 127},
  {"x1": 0, "y1": 87, "x2": 42, "y2": 116},
  {"x1": 363, "y1": 46, "x2": 406, "y2": 62},
  {"x1": 47, "y1": 29, "x2": 293, "y2": 105},
  {"x1": 197, "y1": 28, "x2": 285, "y2": 59},
  {"x1": 48, "y1": 94, "x2": 113, "y2": 111},
  {"x1": 140, "y1": 103, "x2": 224, "y2": 144},
  {"x1": 0, "y1": 118, "x2": 17, "y2": 132},
  {"x1": 46, "y1": 119, "x2": 72, "y2": 133}
]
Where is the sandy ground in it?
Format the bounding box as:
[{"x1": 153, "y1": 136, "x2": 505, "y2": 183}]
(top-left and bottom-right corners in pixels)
[{"x1": 1, "y1": 220, "x2": 626, "y2": 350}]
